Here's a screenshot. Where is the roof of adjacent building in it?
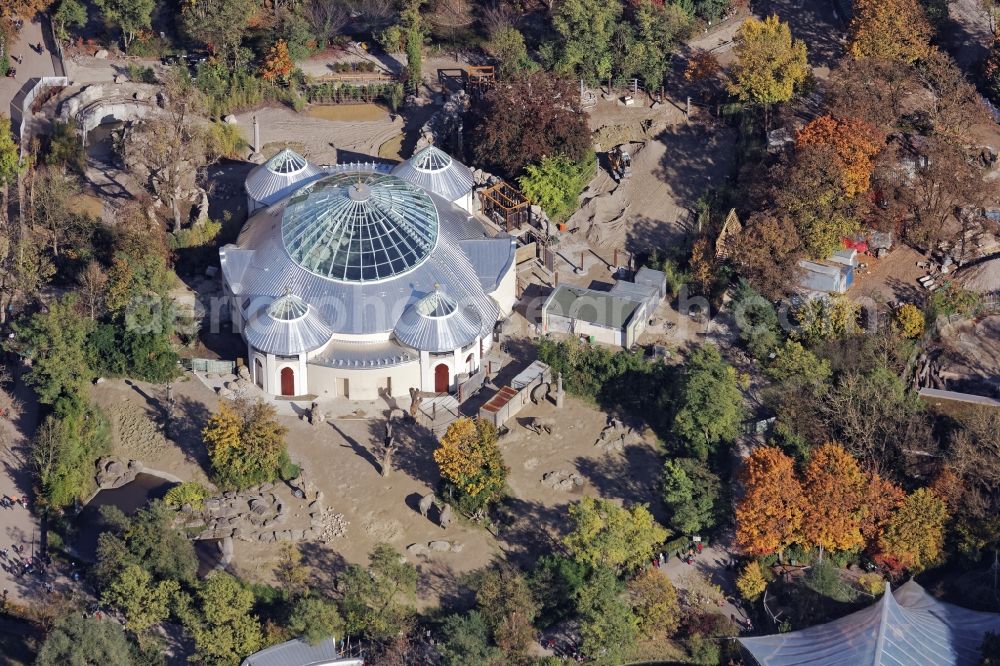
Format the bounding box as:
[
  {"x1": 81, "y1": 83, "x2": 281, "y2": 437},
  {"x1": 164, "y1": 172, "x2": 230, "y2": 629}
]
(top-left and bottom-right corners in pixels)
[
  {"x1": 610, "y1": 279, "x2": 660, "y2": 305},
  {"x1": 797, "y1": 260, "x2": 849, "y2": 294},
  {"x1": 242, "y1": 294, "x2": 334, "y2": 356},
  {"x1": 739, "y1": 580, "x2": 1000, "y2": 666},
  {"x1": 223, "y1": 169, "x2": 512, "y2": 342},
  {"x1": 240, "y1": 638, "x2": 363, "y2": 666},
  {"x1": 543, "y1": 285, "x2": 643, "y2": 329},
  {"x1": 393, "y1": 288, "x2": 483, "y2": 353},
  {"x1": 245, "y1": 148, "x2": 326, "y2": 207},
  {"x1": 954, "y1": 255, "x2": 1000, "y2": 293},
  {"x1": 391, "y1": 145, "x2": 475, "y2": 203},
  {"x1": 634, "y1": 266, "x2": 666, "y2": 290}
]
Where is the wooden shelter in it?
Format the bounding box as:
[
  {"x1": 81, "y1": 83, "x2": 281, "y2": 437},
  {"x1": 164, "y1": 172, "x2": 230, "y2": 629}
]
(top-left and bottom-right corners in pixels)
[{"x1": 478, "y1": 180, "x2": 532, "y2": 232}]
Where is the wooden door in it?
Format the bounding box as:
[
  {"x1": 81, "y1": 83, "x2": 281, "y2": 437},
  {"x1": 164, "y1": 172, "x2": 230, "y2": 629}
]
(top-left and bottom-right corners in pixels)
[
  {"x1": 434, "y1": 363, "x2": 449, "y2": 393},
  {"x1": 280, "y1": 367, "x2": 295, "y2": 396}
]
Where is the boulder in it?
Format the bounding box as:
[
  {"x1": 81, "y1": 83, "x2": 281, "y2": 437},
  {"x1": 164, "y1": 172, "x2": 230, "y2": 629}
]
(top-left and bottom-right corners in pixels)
[
  {"x1": 249, "y1": 498, "x2": 269, "y2": 515},
  {"x1": 406, "y1": 543, "x2": 430, "y2": 557},
  {"x1": 429, "y1": 540, "x2": 452, "y2": 552},
  {"x1": 224, "y1": 115, "x2": 237, "y2": 124},
  {"x1": 114, "y1": 74, "x2": 126, "y2": 84},
  {"x1": 94, "y1": 49, "x2": 109, "y2": 59},
  {"x1": 451, "y1": 542, "x2": 464, "y2": 553}
]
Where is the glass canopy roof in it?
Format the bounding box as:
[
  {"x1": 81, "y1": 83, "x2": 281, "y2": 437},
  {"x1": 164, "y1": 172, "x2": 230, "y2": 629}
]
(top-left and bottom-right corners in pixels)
[{"x1": 280, "y1": 172, "x2": 439, "y2": 283}]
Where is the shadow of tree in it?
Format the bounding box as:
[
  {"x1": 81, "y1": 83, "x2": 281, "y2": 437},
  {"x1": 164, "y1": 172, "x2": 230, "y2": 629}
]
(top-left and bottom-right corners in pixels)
[
  {"x1": 330, "y1": 421, "x2": 382, "y2": 475},
  {"x1": 298, "y1": 541, "x2": 349, "y2": 593},
  {"x1": 571, "y1": 446, "x2": 668, "y2": 523},
  {"x1": 367, "y1": 415, "x2": 440, "y2": 488},
  {"x1": 167, "y1": 394, "x2": 213, "y2": 474},
  {"x1": 753, "y1": 0, "x2": 846, "y2": 71},
  {"x1": 496, "y1": 497, "x2": 571, "y2": 568}
]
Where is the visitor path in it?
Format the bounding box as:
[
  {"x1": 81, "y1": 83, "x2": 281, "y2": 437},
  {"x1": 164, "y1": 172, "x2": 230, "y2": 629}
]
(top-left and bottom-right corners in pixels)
[{"x1": 1, "y1": 16, "x2": 58, "y2": 137}]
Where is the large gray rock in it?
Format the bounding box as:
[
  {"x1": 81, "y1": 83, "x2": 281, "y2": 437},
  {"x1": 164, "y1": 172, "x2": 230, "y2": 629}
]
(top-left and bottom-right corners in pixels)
[
  {"x1": 406, "y1": 543, "x2": 430, "y2": 557},
  {"x1": 429, "y1": 540, "x2": 452, "y2": 552}
]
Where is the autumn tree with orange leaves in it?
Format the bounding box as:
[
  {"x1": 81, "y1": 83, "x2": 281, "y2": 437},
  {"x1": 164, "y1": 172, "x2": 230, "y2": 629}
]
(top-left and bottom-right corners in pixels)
[
  {"x1": 736, "y1": 447, "x2": 804, "y2": 558},
  {"x1": 848, "y1": 0, "x2": 932, "y2": 64},
  {"x1": 800, "y1": 443, "x2": 865, "y2": 557},
  {"x1": 796, "y1": 115, "x2": 884, "y2": 197},
  {"x1": 859, "y1": 472, "x2": 905, "y2": 543},
  {"x1": 261, "y1": 40, "x2": 294, "y2": 82}
]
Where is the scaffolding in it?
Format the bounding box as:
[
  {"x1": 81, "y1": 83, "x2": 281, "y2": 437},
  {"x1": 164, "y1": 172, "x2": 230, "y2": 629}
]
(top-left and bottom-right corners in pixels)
[
  {"x1": 478, "y1": 180, "x2": 532, "y2": 232},
  {"x1": 465, "y1": 65, "x2": 495, "y2": 97}
]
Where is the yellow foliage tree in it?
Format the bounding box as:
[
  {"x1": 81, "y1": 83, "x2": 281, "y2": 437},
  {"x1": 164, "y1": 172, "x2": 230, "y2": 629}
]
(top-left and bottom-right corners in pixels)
[
  {"x1": 893, "y1": 303, "x2": 925, "y2": 339},
  {"x1": 727, "y1": 15, "x2": 809, "y2": 117},
  {"x1": 801, "y1": 443, "x2": 866, "y2": 556},
  {"x1": 736, "y1": 561, "x2": 768, "y2": 601},
  {"x1": 203, "y1": 398, "x2": 288, "y2": 490},
  {"x1": 433, "y1": 418, "x2": 508, "y2": 510},
  {"x1": 627, "y1": 569, "x2": 680, "y2": 639},
  {"x1": 736, "y1": 446, "x2": 805, "y2": 557},
  {"x1": 877, "y1": 488, "x2": 949, "y2": 572},
  {"x1": 563, "y1": 497, "x2": 668, "y2": 572},
  {"x1": 796, "y1": 115, "x2": 884, "y2": 197},
  {"x1": 848, "y1": 0, "x2": 933, "y2": 64}
]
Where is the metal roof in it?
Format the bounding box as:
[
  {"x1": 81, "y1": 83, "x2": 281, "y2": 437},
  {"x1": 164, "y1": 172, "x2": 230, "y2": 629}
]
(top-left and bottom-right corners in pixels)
[
  {"x1": 739, "y1": 580, "x2": 1000, "y2": 666},
  {"x1": 460, "y1": 237, "x2": 516, "y2": 293},
  {"x1": 245, "y1": 148, "x2": 325, "y2": 207},
  {"x1": 240, "y1": 637, "x2": 363, "y2": 666},
  {"x1": 282, "y1": 172, "x2": 439, "y2": 283},
  {"x1": 242, "y1": 294, "x2": 334, "y2": 355},
  {"x1": 221, "y1": 170, "x2": 510, "y2": 339},
  {"x1": 543, "y1": 286, "x2": 643, "y2": 329},
  {"x1": 391, "y1": 145, "x2": 475, "y2": 203},
  {"x1": 311, "y1": 338, "x2": 416, "y2": 368},
  {"x1": 393, "y1": 289, "x2": 482, "y2": 352}
]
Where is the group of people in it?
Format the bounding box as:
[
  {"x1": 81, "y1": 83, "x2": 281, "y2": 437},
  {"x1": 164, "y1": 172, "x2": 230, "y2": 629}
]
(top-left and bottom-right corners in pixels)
[{"x1": 2, "y1": 495, "x2": 27, "y2": 509}]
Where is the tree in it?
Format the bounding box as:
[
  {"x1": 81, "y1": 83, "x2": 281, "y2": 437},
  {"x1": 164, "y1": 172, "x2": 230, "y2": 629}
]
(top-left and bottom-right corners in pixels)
[
  {"x1": 178, "y1": 573, "x2": 263, "y2": 666},
  {"x1": 860, "y1": 472, "x2": 906, "y2": 543},
  {"x1": 439, "y1": 611, "x2": 501, "y2": 666},
  {"x1": 766, "y1": 340, "x2": 832, "y2": 390},
  {"x1": 660, "y1": 458, "x2": 721, "y2": 535},
  {"x1": 123, "y1": 72, "x2": 212, "y2": 232},
  {"x1": 627, "y1": 569, "x2": 680, "y2": 639},
  {"x1": 180, "y1": 0, "x2": 256, "y2": 69},
  {"x1": 32, "y1": 168, "x2": 83, "y2": 258},
  {"x1": 551, "y1": 0, "x2": 622, "y2": 81},
  {"x1": 484, "y1": 26, "x2": 533, "y2": 77},
  {"x1": 727, "y1": 15, "x2": 809, "y2": 121},
  {"x1": 402, "y1": 0, "x2": 425, "y2": 94},
  {"x1": 736, "y1": 446, "x2": 805, "y2": 557},
  {"x1": 576, "y1": 567, "x2": 639, "y2": 663},
  {"x1": 93, "y1": 0, "x2": 154, "y2": 51},
  {"x1": 729, "y1": 211, "x2": 803, "y2": 300},
  {"x1": 672, "y1": 344, "x2": 746, "y2": 460},
  {"x1": 303, "y1": 0, "x2": 349, "y2": 49},
  {"x1": 261, "y1": 40, "x2": 294, "y2": 82},
  {"x1": 0, "y1": 115, "x2": 23, "y2": 226},
  {"x1": 793, "y1": 295, "x2": 860, "y2": 345},
  {"x1": 78, "y1": 260, "x2": 108, "y2": 320},
  {"x1": 877, "y1": 488, "x2": 948, "y2": 572},
  {"x1": 517, "y1": 155, "x2": 596, "y2": 223},
  {"x1": 203, "y1": 398, "x2": 289, "y2": 490},
  {"x1": 275, "y1": 542, "x2": 310, "y2": 599},
  {"x1": 340, "y1": 543, "x2": 417, "y2": 640},
  {"x1": 433, "y1": 417, "x2": 508, "y2": 513},
  {"x1": 32, "y1": 397, "x2": 110, "y2": 508},
  {"x1": 800, "y1": 443, "x2": 865, "y2": 556},
  {"x1": 563, "y1": 497, "x2": 668, "y2": 572},
  {"x1": 848, "y1": 0, "x2": 932, "y2": 63},
  {"x1": 985, "y1": 38, "x2": 1000, "y2": 105},
  {"x1": 14, "y1": 295, "x2": 94, "y2": 404},
  {"x1": 52, "y1": 0, "x2": 87, "y2": 41},
  {"x1": 736, "y1": 561, "x2": 768, "y2": 601},
  {"x1": 103, "y1": 564, "x2": 179, "y2": 633},
  {"x1": 94, "y1": 501, "x2": 199, "y2": 587},
  {"x1": 36, "y1": 615, "x2": 137, "y2": 666},
  {"x1": 471, "y1": 71, "x2": 592, "y2": 177},
  {"x1": 796, "y1": 115, "x2": 884, "y2": 197},
  {"x1": 893, "y1": 304, "x2": 925, "y2": 338},
  {"x1": 288, "y1": 596, "x2": 343, "y2": 645},
  {"x1": 476, "y1": 565, "x2": 537, "y2": 659}
]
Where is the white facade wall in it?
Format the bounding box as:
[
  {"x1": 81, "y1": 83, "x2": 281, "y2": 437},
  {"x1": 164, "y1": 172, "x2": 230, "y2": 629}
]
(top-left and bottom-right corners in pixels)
[
  {"x1": 306, "y1": 360, "x2": 421, "y2": 400},
  {"x1": 489, "y1": 257, "x2": 518, "y2": 317}
]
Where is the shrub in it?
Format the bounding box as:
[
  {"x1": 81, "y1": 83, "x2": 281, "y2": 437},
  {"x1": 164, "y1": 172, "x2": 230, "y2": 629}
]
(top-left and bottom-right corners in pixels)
[
  {"x1": 857, "y1": 571, "x2": 885, "y2": 596},
  {"x1": 164, "y1": 482, "x2": 211, "y2": 510},
  {"x1": 925, "y1": 283, "x2": 980, "y2": 321},
  {"x1": 210, "y1": 122, "x2": 248, "y2": 160},
  {"x1": 33, "y1": 395, "x2": 111, "y2": 507},
  {"x1": 893, "y1": 303, "x2": 925, "y2": 338},
  {"x1": 736, "y1": 560, "x2": 768, "y2": 601},
  {"x1": 168, "y1": 219, "x2": 222, "y2": 250},
  {"x1": 517, "y1": 155, "x2": 596, "y2": 223},
  {"x1": 125, "y1": 63, "x2": 157, "y2": 83}
]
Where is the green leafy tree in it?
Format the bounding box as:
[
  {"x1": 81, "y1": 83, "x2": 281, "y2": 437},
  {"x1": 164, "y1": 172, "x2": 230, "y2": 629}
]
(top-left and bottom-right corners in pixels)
[
  {"x1": 36, "y1": 615, "x2": 138, "y2": 666},
  {"x1": 93, "y1": 0, "x2": 154, "y2": 51},
  {"x1": 340, "y1": 543, "x2": 418, "y2": 640},
  {"x1": 621, "y1": 0, "x2": 691, "y2": 94},
  {"x1": 793, "y1": 295, "x2": 860, "y2": 345},
  {"x1": 727, "y1": 15, "x2": 809, "y2": 121},
  {"x1": 14, "y1": 294, "x2": 94, "y2": 403},
  {"x1": 439, "y1": 611, "x2": 501, "y2": 666},
  {"x1": 518, "y1": 155, "x2": 596, "y2": 223},
  {"x1": 576, "y1": 567, "x2": 639, "y2": 663},
  {"x1": 484, "y1": 26, "x2": 534, "y2": 77},
  {"x1": 402, "y1": 0, "x2": 424, "y2": 94},
  {"x1": 766, "y1": 340, "x2": 832, "y2": 389},
  {"x1": 178, "y1": 573, "x2": 263, "y2": 666},
  {"x1": 476, "y1": 565, "x2": 537, "y2": 659},
  {"x1": 672, "y1": 344, "x2": 746, "y2": 460},
  {"x1": 529, "y1": 555, "x2": 590, "y2": 626},
  {"x1": 95, "y1": 501, "x2": 199, "y2": 587},
  {"x1": 0, "y1": 114, "x2": 22, "y2": 194},
  {"x1": 52, "y1": 0, "x2": 87, "y2": 41},
  {"x1": 32, "y1": 396, "x2": 110, "y2": 507},
  {"x1": 564, "y1": 497, "x2": 668, "y2": 572},
  {"x1": 288, "y1": 596, "x2": 343, "y2": 645},
  {"x1": 551, "y1": 0, "x2": 622, "y2": 81},
  {"x1": 103, "y1": 564, "x2": 179, "y2": 633},
  {"x1": 661, "y1": 457, "x2": 721, "y2": 535},
  {"x1": 203, "y1": 398, "x2": 289, "y2": 490},
  {"x1": 180, "y1": 0, "x2": 255, "y2": 68}
]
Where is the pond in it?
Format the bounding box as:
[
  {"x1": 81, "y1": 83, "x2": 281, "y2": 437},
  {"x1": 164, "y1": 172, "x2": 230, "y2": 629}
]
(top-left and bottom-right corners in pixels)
[{"x1": 304, "y1": 103, "x2": 390, "y2": 122}]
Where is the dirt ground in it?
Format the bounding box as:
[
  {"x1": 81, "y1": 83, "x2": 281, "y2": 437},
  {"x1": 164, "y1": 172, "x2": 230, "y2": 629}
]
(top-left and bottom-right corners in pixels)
[
  {"x1": 87, "y1": 367, "x2": 667, "y2": 606},
  {"x1": 846, "y1": 245, "x2": 929, "y2": 306},
  {"x1": 936, "y1": 315, "x2": 1000, "y2": 397}
]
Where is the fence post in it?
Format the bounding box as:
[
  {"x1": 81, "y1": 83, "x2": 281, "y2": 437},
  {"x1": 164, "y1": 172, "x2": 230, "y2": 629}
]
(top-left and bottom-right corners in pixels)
[{"x1": 686, "y1": 96, "x2": 691, "y2": 121}]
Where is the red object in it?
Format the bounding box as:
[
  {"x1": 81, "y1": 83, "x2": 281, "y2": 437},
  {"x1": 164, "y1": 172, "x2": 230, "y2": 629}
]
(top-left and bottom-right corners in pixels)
[{"x1": 841, "y1": 236, "x2": 869, "y2": 254}]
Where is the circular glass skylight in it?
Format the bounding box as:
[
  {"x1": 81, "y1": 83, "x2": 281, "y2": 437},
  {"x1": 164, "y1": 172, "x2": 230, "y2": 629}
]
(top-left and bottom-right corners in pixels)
[
  {"x1": 414, "y1": 289, "x2": 457, "y2": 318},
  {"x1": 267, "y1": 293, "x2": 309, "y2": 321},
  {"x1": 280, "y1": 172, "x2": 439, "y2": 283},
  {"x1": 267, "y1": 148, "x2": 309, "y2": 175},
  {"x1": 410, "y1": 145, "x2": 452, "y2": 172}
]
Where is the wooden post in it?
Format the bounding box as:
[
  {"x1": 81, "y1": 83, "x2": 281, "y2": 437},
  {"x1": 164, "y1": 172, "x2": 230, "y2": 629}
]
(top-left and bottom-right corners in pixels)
[
  {"x1": 580, "y1": 251, "x2": 585, "y2": 272},
  {"x1": 554, "y1": 271, "x2": 559, "y2": 287},
  {"x1": 633, "y1": 79, "x2": 638, "y2": 97},
  {"x1": 614, "y1": 249, "x2": 619, "y2": 267},
  {"x1": 686, "y1": 97, "x2": 691, "y2": 121}
]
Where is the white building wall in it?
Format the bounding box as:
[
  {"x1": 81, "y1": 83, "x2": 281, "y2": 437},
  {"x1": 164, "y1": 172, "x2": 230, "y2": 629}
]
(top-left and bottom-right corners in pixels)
[
  {"x1": 489, "y1": 256, "x2": 518, "y2": 317},
  {"x1": 306, "y1": 360, "x2": 421, "y2": 400}
]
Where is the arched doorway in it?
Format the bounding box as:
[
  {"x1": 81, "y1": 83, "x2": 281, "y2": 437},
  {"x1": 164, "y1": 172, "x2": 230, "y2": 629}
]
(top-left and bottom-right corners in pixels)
[
  {"x1": 254, "y1": 358, "x2": 264, "y2": 388},
  {"x1": 465, "y1": 353, "x2": 475, "y2": 374},
  {"x1": 434, "y1": 363, "x2": 450, "y2": 393},
  {"x1": 280, "y1": 367, "x2": 295, "y2": 396}
]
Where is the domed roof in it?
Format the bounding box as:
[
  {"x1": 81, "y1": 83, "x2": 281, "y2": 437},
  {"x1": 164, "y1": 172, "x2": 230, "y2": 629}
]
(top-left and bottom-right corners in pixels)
[
  {"x1": 281, "y1": 172, "x2": 439, "y2": 283},
  {"x1": 245, "y1": 148, "x2": 325, "y2": 207},
  {"x1": 243, "y1": 293, "x2": 333, "y2": 355},
  {"x1": 393, "y1": 288, "x2": 482, "y2": 352},
  {"x1": 391, "y1": 145, "x2": 475, "y2": 203}
]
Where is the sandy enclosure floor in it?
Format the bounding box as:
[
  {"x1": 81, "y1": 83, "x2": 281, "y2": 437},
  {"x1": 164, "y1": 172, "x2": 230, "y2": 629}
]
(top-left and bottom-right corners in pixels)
[{"x1": 88, "y1": 373, "x2": 665, "y2": 605}]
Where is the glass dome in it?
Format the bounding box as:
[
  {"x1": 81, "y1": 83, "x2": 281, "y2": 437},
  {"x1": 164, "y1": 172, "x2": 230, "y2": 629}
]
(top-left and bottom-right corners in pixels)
[
  {"x1": 280, "y1": 172, "x2": 439, "y2": 283},
  {"x1": 267, "y1": 292, "x2": 309, "y2": 320}
]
